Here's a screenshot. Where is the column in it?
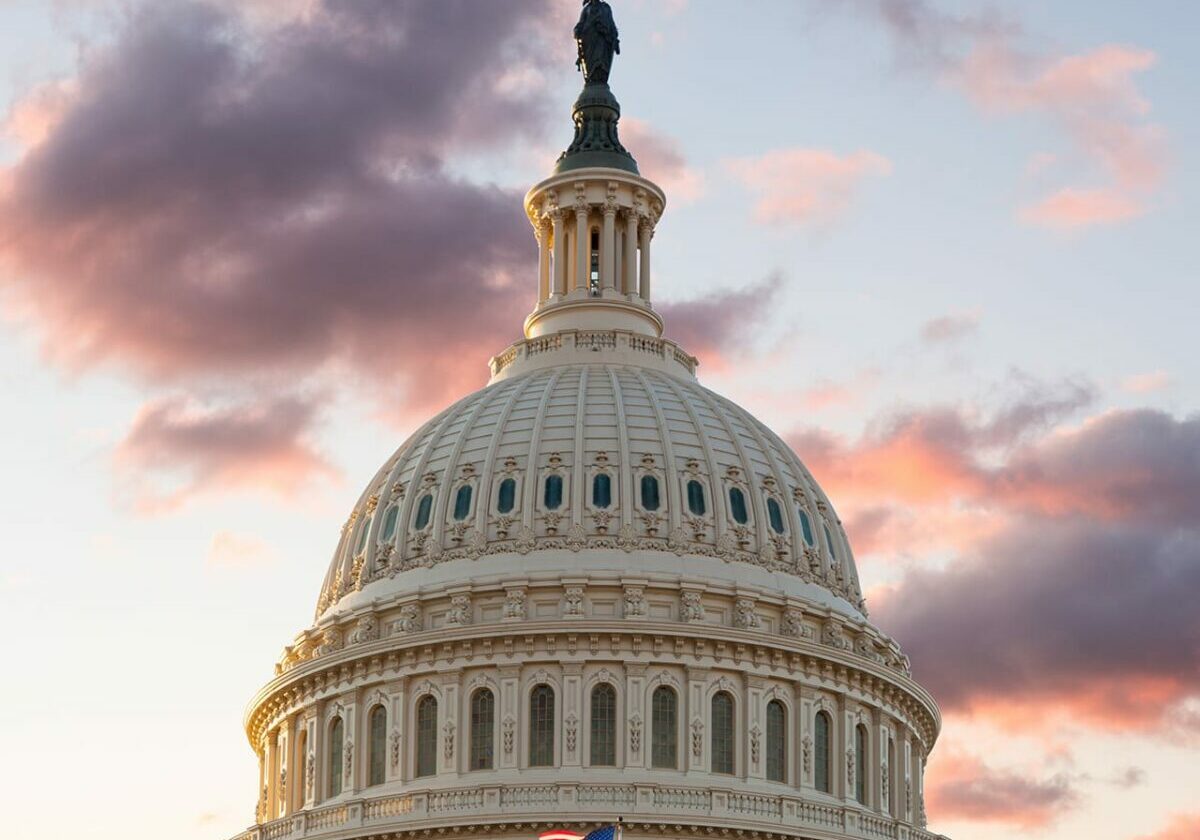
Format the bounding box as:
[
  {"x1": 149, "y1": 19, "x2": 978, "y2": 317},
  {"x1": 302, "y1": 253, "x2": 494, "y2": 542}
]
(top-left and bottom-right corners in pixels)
[
  {"x1": 537, "y1": 217, "x2": 551, "y2": 302},
  {"x1": 440, "y1": 675, "x2": 460, "y2": 775},
  {"x1": 746, "y1": 676, "x2": 764, "y2": 782},
  {"x1": 277, "y1": 726, "x2": 290, "y2": 818},
  {"x1": 601, "y1": 199, "x2": 617, "y2": 292},
  {"x1": 302, "y1": 714, "x2": 317, "y2": 810},
  {"x1": 624, "y1": 212, "x2": 639, "y2": 295},
  {"x1": 551, "y1": 211, "x2": 566, "y2": 297},
  {"x1": 499, "y1": 667, "x2": 520, "y2": 770},
  {"x1": 563, "y1": 664, "x2": 583, "y2": 767},
  {"x1": 574, "y1": 201, "x2": 589, "y2": 294},
  {"x1": 686, "y1": 668, "x2": 708, "y2": 773},
  {"x1": 638, "y1": 216, "x2": 652, "y2": 302},
  {"x1": 625, "y1": 664, "x2": 647, "y2": 769},
  {"x1": 344, "y1": 698, "x2": 359, "y2": 794},
  {"x1": 256, "y1": 747, "x2": 267, "y2": 824},
  {"x1": 265, "y1": 731, "x2": 279, "y2": 819}
]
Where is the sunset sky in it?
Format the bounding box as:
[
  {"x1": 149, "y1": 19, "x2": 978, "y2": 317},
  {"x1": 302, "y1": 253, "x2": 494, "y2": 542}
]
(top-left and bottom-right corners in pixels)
[{"x1": 0, "y1": 2, "x2": 1197, "y2": 839}]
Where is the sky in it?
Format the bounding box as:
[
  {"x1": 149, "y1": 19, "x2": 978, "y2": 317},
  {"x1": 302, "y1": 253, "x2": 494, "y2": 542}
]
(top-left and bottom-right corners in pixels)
[{"x1": 0, "y1": 1, "x2": 1196, "y2": 839}]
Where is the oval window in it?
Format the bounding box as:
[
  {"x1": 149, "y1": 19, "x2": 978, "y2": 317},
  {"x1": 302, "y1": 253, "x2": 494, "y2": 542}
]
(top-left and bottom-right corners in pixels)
[
  {"x1": 497, "y1": 478, "x2": 516, "y2": 514},
  {"x1": 453, "y1": 485, "x2": 473, "y2": 521},
  {"x1": 767, "y1": 498, "x2": 785, "y2": 534},
  {"x1": 544, "y1": 474, "x2": 564, "y2": 510},
  {"x1": 640, "y1": 475, "x2": 661, "y2": 511},
  {"x1": 593, "y1": 473, "x2": 612, "y2": 509},
  {"x1": 686, "y1": 480, "x2": 706, "y2": 516},
  {"x1": 379, "y1": 505, "x2": 399, "y2": 542},
  {"x1": 414, "y1": 494, "x2": 433, "y2": 530},
  {"x1": 798, "y1": 509, "x2": 815, "y2": 547},
  {"x1": 729, "y1": 487, "x2": 748, "y2": 524}
]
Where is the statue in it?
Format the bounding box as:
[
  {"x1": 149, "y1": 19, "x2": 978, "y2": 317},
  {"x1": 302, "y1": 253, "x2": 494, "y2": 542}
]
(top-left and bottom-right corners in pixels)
[{"x1": 575, "y1": 0, "x2": 620, "y2": 85}]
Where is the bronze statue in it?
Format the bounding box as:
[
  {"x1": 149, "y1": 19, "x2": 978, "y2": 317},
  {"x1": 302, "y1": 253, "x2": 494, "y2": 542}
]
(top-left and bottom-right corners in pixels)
[{"x1": 575, "y1": 0, "x2": 620, "y2": 85}]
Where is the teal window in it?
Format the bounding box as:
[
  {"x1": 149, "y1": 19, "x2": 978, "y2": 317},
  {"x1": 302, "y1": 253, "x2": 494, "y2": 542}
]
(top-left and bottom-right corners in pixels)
[
  {"x1": 711, "y1": 692, "x2": 735, "y2": 774},
  {"x1": 544, "y1": 475, "x2": 563, "y2": 510},
  {"x1": 416, "y1": 696, "x2": 437, "y2": 778},
  {"x1": 592, "y1": 473, "x2": 612, "y2": 508},
  {"x1": 729, "y1": 487, "x2": 748, "y2": 524},
  {"x1": 687, "y1": 480, "x2": 706, "y2": 516},
  {"x1": 767, "y1": 498, "x2": 785, "y2": 534},
  {"x1": 497, "y1": 478, "x2": 516, "y2": 514},
  {"x1": 815, "y1": 711, "x2": 831, "y2": 793},
  {"x1": 328, "y1": 717, "x2": 344, "y2": 797},
  {"x1": 453, "y1": 485, "x2": 472, "y2": 521},
  {"x1": 380, "y1": 505, "x2": 399, "y2": 542},
  {"x1": 414, "y1": 494, "x2": 433, "y2": 530},
  {"x1": 798, "y1": 509, "x2": 815, "y2": 546},
  {"x1": 824, "y1": 525, "x2": 837, "y2": 560},
  {"x1": 529, "y1": 685, "x2": 555, "y2": 766},
  {"x1": 766, "y1": 700, "x2": 786, "y2": 782},
  {"x1": 640, "y1": 475, "x2": 660, "y2": 511},
  {"x1": 354, "y1": 516, "x2": 371, "y2": 554},
  {"x1": 369, "y1": 705, "x2": 387, "y2": 786}
]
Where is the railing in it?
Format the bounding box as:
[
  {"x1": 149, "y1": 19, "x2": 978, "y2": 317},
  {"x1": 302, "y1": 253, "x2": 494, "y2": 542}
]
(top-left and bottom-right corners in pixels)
[
  {"x1": 233, "y1": 783, "x2": 950, "y2": 840},
  {"x1": 489, "y1": 330, "x2": 698, "y2": 378}
]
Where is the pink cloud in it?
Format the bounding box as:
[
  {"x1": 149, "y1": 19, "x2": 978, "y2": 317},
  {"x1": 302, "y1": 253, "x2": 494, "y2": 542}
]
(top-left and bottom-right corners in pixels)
[
  {"x1": 727, "y1": 148, "x2": 891, "y2": 228},
  {"x1": 621, "y1": 118, "x2": 706, "y2": 203},
  {"x1": 1122, "y1": 370, "x2": 1170, "y2": 394},
  {"x1": 1019, "y1": 187, "x2": 1144, "y2": 229},
  {"x1": 921, "y1": 310, "x2": 981, "y2": 343},
  {"x1": 207, "y1": 530, "x2": 279, "y2": 569},
  {"x1": 926, "y1": 752, "x2": 1080, "y2": 829},
  {"x1": 659, "y1": 274, "x2": 784, "y2": 371},
  {"x1": 1136, "y1": 814, "x2": 1200, "y2": 840},
  {"x1": 115, "y1": 394, "x2": 337, "y2": 513}
]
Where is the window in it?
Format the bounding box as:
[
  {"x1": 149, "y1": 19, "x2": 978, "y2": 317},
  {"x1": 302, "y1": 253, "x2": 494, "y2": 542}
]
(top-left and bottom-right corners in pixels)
[
  {"x1": 592, "y1": 473, "x2": 612, "y2": 509},
  {"x1": 470, "y1": 689, "x2": 495, "y2": 771},
  {"x1": 497, "y1": 478, "x2": 516, "y2": 514},
  {"x1": 766, "y1": 700, "x2": 786, "y2": 782},
  {"x1": 380, "y1": 505, "x2": 399, "y2": 543},
  {"x1": 369, "y1": 705, "x2": 387, "y2": 786},
  {"x1": 414, "y1": 494, "x2": 433, "y2": 530},
  {"x1": 686, "y1": 480, "x2": 706, "y2": 516},
  {"x1": 651, "y1": 687, "x2": 678, "y2": 769},
  {"x1": 855, "y1": 724, "x2": 868, "y2": 805},
  {"x1": 354, "y1": 516, "x2": 371, "y2": 554},
  {"x1": 729, "y1": 487, "x2": 748, "y2": 524},
  {"x1": 529, "y1": 685, "x2": 555, "y2": 766},
  {"x1": 453, "y1": 485, "x2": 473, "y2": 521},
  {"x1": 590, "y1": 683, "x2": 617, "y2": 766},
  {"x1": 589, "y1": 228, "x2": 601, "y2": 295},
  {"x1": 815, "y1": 711, "x2": 831, "y2": 794},
  {"x1": 767, "y1": 498, "x2": 786, "y2": 534},
  {"x1": 711, "y1": 692, "x2": 735, "y2": 775},
  {"x1": 798, "y1": 509, "x2": 815, "y2": 547},
  {"x1": 328, "y1": 717, "x2": 344, "y2": 797},
  {"x1": 825, "y1": 525, "x2": 838, "y2": 561},
  {"x1": 640, "y1": 474, "x2": 661, "y2": 511},
  {"x1": 416, "y1": 696, "x2": 437, "y2": 778},
  {"x1": 544, "y1": 475, "x2": 563, "y2": 510}
]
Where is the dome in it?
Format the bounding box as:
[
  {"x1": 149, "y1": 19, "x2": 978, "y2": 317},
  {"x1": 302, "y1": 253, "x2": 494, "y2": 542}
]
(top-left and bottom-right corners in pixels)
[{"x1": 316, "y1": 357, "x2": 868, "y2": 627}]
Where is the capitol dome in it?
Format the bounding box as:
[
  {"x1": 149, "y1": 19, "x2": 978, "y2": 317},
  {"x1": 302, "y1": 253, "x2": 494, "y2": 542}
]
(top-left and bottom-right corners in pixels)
[{"x1": 231, "y1": 7, "x2": 951, "y2": 840}]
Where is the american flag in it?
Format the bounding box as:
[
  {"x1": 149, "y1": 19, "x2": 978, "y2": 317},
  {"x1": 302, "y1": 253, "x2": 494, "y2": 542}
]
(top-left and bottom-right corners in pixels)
[
  {"x1": 538, "y1": 832, "x2": 584, "y2": 840},
  {"x1": 539, "y1": 824, "x2": 622, "y2": 840}
]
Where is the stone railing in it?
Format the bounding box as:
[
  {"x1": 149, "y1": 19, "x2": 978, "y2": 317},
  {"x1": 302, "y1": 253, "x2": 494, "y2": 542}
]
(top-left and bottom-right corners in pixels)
[
  {"x1": 488, "y1": 329, "x2": 698, "y2": 380},
  {"x1": 229, "y1": 782, "x2": 951, "y2": 840}
]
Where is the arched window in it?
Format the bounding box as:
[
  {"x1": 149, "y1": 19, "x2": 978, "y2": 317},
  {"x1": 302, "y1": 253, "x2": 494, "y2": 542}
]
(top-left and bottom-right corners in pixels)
[
  {"x1": 766, "y1": 700, "x2": 787, "y2": 782},
  {"x1": 798, "y1": 509, "x2": 815, "y2": 547},
  {"x1": 354, "y1": 516, "x2": 371, "y2": 554},
  {"x1": 328, "y1": 717, "x2": 344, "y2": 797},
  {"x1": 470, "y1": 689, "x2": 495, "y2": 771},
  {"x1": 686, "y1": 480, "x2": 706, "y2": 516},
  {"x1": 414, "y1": 494, "x2": 433, "y2": 530},
  {"x1": 651, "y1": 687, "x2": 678, "y2": 769},
  {"x1": 592, "y1": 473, "x2": 612, "y2": 509},
  {"x1": 855, "y1": 724, "x2": 868, "y2": 805},
  {"x1": 711, "y1": 692, "x2": 735, "y2": 775},
  {"x1": 368, "y1": 705, "x2": 387, "y2": 786},
  {"x1": 529, "y1": 684, "x2": 555, "y2": 766},
  {"x1": 814, "y1": 711, "x2": 832, "y2": 794},
  {"x1": 589, "y1": 228, "x2": 601, "y2": 295},
  {"x1": 729, "y1": 487, "x2": 749, "y2": 524},
  {"x1": 590, "y1": 683, "x2": 617, "y2": 766},
  {"x1": 415, "y1": 696, "x2": 438, "y2": 778},
  {"x1": 544, "y1": 475, "x2": 563, "y2": 510},
  {"x1": 825, "y1": 524, "x2": 838, "y2": 562},
  {"x1": 379, "y1": 505, "x2": 399, "y2": 543},
  {"x1": 497, "y1": 478, "x2": 516, "y2": 514},
  {"x1": 453, "y1": 485, "x2": 473, "y2": 521},
  {"x1": 640, "y1": 474, "x2": 661, "y2": 511},
  {"x1": 767, "y1": 498, "x2": 786, "y2": 534},
  {"x1": 296, "y1": 729, "x2": 308, "y2": 806}
]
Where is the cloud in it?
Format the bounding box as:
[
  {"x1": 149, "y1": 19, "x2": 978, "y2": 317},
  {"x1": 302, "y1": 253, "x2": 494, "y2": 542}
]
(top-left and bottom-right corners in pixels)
[
  {"x1": 921, "y1": 310, "x2": 981, "y2": 343},
  {"x1": 660, "y1": 274, "x2": 784, "y2": 368},
  {"x1": 727, "y1": 148, "x2": 891, "y2": 228},
  {"x1": 927, "y1": 752, "x2": 1080, "y2": 828},
  {"x1": 1136, "y1": 814, "x2": 1200, "y2": 840},
  {"x1": 115, "y1": 394, "x2": 336, "y2": 512},
  {"x1": 1122, "y1": 370, "x2": 1170, "y2": 394},
  {"x1": 622, "y1": 118, "x2": 706, "y2": 203},
  {"x1": 207, "y1": 531, "x2": 279, "y2": 570},
  {"x1": 845, "y1": 1, "x2": 1164, "y2": 229}
]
